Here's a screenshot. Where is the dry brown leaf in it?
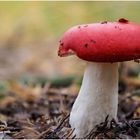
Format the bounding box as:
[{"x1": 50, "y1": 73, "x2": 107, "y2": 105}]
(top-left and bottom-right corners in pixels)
[
  {"x1": 0, "y1": 96, "x2": 16, "y2": 107},
  {"x1": 133, "y1": 107, "x2": 140, "y2": 118},
  {"x1": 122, "y1": 76, "x2": 140, "y2": 86},
  {"x1": 8, "y1": 80, "x2": 41, "y2": 102}
]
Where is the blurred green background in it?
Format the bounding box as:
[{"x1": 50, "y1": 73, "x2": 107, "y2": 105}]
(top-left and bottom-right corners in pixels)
[{"x1": 0, "y1": 1, "x2": 140, "y2": 81}]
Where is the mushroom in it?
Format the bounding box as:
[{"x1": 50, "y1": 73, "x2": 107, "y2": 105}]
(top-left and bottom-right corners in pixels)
[{"x1": 58, "y1": 18, "x2": 140, "y2": 138}]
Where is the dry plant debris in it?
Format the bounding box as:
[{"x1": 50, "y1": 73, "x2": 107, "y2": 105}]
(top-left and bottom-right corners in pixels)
[{"x1": 0, "y1": 71, "x2": 140, "y2": 138}]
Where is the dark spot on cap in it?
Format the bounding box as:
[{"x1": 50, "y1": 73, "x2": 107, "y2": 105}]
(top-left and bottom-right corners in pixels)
[
  {"x1": 101, "y1": 21, "x2": 107, "y2": 24},
  {"x1": 90, "y1": 39, "x2": 96, "y2": 44},
  {"x1": 60, "y1": 43, "x2": 64, "y2": 46},
  {"x1": 59, "y1": 40, "x2": 62, "y2": 43},
  {"x1": 84, "y1": 43, "x2": 88, "y2": 48},
  {"x1": 84, "y1": 25, "x2": 88, "y2": 27},
  {"x1": 118, "y1": 18, "x2": 129, "y2": 23},
  {"x1": 78, "y1": 26, "x2": 81, "y2": 29},
  {"x1": 114, "y1": 26, "x2": 122, "y2": 30}
]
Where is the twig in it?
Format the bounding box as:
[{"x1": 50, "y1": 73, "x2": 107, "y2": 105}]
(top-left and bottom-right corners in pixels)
[{"x1": 54, "y1": 114, "x2": 70, "y2": 132}]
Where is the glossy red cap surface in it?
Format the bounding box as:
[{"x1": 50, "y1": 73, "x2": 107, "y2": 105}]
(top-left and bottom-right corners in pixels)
[{"x1": 58, "y1": 18, "x2": 140, "y2": 62}]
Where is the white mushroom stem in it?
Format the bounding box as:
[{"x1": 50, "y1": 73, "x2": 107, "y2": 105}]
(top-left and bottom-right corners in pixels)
[{"x1": 70, "y1": 62, "x2": 119, "y2": 138}]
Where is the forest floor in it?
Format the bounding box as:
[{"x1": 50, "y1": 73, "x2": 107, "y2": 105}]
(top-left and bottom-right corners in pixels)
[{"x1": 0, "y1": 70, "x2": 140, "y2": 139}]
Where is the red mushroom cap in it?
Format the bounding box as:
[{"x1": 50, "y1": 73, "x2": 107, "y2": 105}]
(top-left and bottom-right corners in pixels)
[{"x1": 58, "y1": 18, "x2": 140, "y2": 62}]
